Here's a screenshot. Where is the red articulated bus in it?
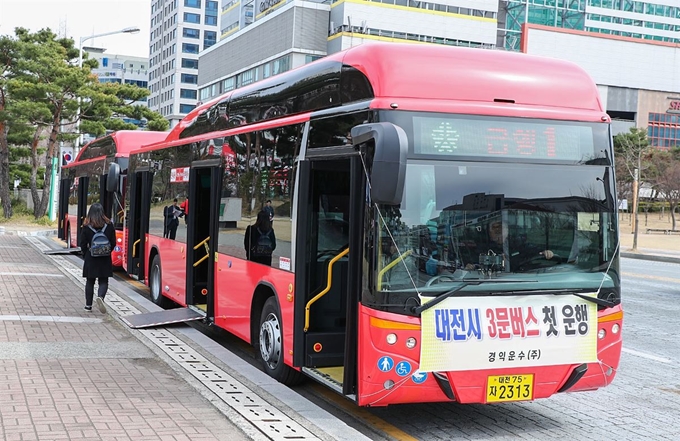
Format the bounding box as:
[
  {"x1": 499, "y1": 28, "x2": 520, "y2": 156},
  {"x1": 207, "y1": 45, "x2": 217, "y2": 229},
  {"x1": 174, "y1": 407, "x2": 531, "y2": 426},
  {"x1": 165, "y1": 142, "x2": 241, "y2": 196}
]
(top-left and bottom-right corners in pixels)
[
  {"x1": 117, "y1": 43, "x2": 622, "y2": 407},
  {"x1": 59, "y1": 130, "x2": 168, "y2": 267}
]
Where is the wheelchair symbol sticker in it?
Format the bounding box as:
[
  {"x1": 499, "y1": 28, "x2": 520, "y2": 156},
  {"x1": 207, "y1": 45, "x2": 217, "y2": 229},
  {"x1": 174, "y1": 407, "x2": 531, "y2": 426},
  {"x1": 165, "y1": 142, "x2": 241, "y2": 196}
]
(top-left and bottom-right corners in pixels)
[
  {"x1": 395, "y1": 361, "x2": 411, "y2": 377},
  {"x1": 378, "y1": 356, "x2": 394, "y2": 372},
  {"x1": 411, "y1": 371, "x2": 428, "y2": 384}
]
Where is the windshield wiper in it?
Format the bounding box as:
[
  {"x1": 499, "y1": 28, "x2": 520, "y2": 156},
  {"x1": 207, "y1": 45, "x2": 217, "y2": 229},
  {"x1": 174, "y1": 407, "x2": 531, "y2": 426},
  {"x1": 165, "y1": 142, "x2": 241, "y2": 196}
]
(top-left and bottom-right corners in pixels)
[
  {"x1": 489, "y1": 288, "x2": 617, "y2": 308},
  {"x1": 570, "y1": 292, "x2": 617, "y2": 308},
  {"x1": 413, "y1": 279, "x2": 536, "y2": 315}
]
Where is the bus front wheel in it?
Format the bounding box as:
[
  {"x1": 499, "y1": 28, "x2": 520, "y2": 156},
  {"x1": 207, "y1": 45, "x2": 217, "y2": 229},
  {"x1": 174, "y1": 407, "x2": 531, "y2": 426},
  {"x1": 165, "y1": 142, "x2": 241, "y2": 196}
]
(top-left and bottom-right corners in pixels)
[
  {"x1": 149, "y1": 255, "x2": 169, "y2": 307},
  {"x1": 258, "y1": 297, "x2": 303, "y2": 386}
]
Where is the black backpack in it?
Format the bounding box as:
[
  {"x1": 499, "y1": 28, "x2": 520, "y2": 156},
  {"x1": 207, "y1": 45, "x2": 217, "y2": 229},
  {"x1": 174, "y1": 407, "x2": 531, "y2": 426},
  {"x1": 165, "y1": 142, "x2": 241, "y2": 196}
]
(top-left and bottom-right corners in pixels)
[
  {"x1": 252, "y1": 228, "x2": 273, "y2": 257},
  {"x1": 89, "y1": 224, "x2": 111, "y2": 258}
]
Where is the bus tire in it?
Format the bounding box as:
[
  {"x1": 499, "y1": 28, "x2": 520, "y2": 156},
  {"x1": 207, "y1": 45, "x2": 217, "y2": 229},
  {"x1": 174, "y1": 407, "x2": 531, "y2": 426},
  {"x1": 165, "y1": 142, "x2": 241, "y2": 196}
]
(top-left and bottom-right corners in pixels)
[
  {"x1": 149, "y1": 255, "x2": 170, "y2": 307},
  {"x1": 258, "y1": 297, "x2": 304, "y2": 386}
]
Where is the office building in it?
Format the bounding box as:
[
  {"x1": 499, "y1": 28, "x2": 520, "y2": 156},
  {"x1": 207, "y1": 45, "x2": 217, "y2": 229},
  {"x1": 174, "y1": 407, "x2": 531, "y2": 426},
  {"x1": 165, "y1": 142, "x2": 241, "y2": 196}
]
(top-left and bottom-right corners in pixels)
[
  {"x1": 148, "y1": 0, "x2": 220, "y2": 128},
  {"x1": 83, "y1": 47, "x2": 150, "y2": 129}
]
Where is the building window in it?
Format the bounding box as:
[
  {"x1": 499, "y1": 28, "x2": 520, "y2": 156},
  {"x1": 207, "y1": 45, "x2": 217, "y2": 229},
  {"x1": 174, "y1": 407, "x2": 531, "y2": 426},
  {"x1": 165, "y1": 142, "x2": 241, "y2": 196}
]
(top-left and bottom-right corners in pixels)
[
  {"x1": 182, "y1": 58, "x2": 199, "y2": 69},
  {"x1": 205, "y1": 15, "x2": 217, "y2": 25},
  {"x1": 204, "y1": 31, "x2": 217, "y2": 49},
  {"x1": 222, "y1": 77, "x2": 235, "y2": 92},
  {"x1": 183, "y1": 28, "x2": 200, "y2": 39},
  {"x1": 185, "y1": 0, "x2": 201, "y2": 7},
  {"x1": 182, "y1": 43, "x2": 200, "y2": 54},
  {"x1": 180, "y1": 103, "x2": 196, "y2": 113},
  {"x1": 181, "y1": 73, "x2": 198, "y2": 84},
  {"x1": 180, "y1": 89, "x2": 198, "y2": 99},
  {"x1": 184, "y1": 12, "x2": 200, "y2": 23},
  {"x1": 648, "y1": 112, "x2": 680, "y2": 150}
]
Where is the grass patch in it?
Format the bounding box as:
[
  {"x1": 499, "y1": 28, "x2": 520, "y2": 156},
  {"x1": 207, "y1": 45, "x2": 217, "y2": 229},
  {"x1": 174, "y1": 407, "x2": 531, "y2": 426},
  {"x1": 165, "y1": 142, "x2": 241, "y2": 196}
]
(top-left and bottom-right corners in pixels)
[{"x1": 0, "y1": 199, "x2": 57, "y2": 228}]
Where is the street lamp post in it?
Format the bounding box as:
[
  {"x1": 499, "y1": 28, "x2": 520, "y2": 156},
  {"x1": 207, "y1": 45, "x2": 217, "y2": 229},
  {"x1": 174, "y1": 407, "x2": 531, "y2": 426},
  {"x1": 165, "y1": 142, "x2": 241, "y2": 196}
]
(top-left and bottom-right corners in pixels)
[
  {"x1": 75, "y1": 26, "x2": 140, "y2": 152},
  {"x1": 48, "y1": 26, "x2": 140, "y2": 222}
]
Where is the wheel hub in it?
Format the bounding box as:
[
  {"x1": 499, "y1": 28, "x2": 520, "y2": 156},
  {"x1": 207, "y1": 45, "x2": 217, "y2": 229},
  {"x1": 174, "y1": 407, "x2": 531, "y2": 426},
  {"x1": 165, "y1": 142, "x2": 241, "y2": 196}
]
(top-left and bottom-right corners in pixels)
[{"x1": 259, "y1": 313, "x2": 281, "y2": 368}]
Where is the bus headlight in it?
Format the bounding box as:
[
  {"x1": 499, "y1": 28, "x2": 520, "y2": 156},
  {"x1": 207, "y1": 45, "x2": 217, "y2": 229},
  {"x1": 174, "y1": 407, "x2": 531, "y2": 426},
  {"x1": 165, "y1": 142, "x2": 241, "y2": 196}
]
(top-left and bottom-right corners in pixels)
[
  {"x1": 612, "y1": 324, "x2": 620, "y2": 334},
  {"x1": 384, "y1": 380, "x2": 395, "y2": 390},
  {"x1": 386, "y1": 333, "x2": 397, "y2": 345},
  {"x1": 117, "y1": 238, "x2": 123, "y2": 243},
  {"x1": 405, "y1": 337, "x2": 417, "y2": 349},
  {"x1": 598, "y1": 329, "x2": 606, "y2": 339}
]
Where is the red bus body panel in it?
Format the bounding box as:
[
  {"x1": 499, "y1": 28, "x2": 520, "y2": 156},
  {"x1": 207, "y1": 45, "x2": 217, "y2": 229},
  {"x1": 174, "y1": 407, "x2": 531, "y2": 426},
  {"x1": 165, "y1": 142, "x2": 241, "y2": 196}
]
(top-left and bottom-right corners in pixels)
[{"x1": 356, "y1": 305, "x2": 623, "y2": 406}]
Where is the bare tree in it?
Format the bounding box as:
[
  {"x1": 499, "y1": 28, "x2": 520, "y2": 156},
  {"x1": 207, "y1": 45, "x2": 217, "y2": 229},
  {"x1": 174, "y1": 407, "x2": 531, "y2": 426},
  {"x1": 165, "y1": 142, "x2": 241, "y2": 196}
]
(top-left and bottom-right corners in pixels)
[
  {"x1": 649, "y1": 149, "x2": 680, "y2": 231},
  {"x1": 614, "y1": 128, "x2": 652, "y2": 251}
]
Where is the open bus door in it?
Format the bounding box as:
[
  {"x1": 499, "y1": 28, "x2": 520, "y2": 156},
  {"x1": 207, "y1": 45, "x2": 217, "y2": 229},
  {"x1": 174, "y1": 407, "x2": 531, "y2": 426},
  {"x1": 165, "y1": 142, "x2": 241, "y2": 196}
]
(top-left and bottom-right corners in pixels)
[
  {"x1": 58, "y1": 178, "x2": 70, "y2": 240},
  {"x1": 185, "y1": 162, "x2": 221, "y2": 320},
  {"x1": 76, "y1": 176, "x2": 89, "y2": 242},
  {"x1": 293, "y1": 157, "x2": 363, "y2": 397},
  {"x1": 126, "y1": 170, "x2": 153, "y2": 280}
]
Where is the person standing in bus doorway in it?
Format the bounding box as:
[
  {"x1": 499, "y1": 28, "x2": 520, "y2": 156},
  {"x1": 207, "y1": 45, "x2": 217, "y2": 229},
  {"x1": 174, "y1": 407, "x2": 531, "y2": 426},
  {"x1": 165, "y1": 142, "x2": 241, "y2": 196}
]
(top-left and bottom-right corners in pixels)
[
  {"x1": 263, "y1": 199, "x2": 274, "y2": 223},
  {"x1": 166, "y1": 198, "x2": 183, "y2": 240},
  {"x1": 79, "y1": 203, "x2": 116, "y2": 313},
  {"x1": 244, "y1": 210, "x2": 276, "y2": 266}
]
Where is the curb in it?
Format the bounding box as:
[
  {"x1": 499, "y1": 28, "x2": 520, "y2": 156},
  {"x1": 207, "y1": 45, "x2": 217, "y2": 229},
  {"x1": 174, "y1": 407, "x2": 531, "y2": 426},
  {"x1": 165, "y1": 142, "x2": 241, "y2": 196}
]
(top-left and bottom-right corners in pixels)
[
  {"x1": 621, "y1": 252, "x2": 680, "y2": 264},
  {"x1": 0, "y1": 227, "x2": 57, "y2": 237}
]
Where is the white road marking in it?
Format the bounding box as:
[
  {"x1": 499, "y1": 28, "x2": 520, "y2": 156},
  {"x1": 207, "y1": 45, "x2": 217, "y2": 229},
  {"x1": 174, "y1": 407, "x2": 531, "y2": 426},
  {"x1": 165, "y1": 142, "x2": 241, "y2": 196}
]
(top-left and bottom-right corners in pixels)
[
  {"x1": 0, "y1": 315, "x2": 103, "y2": 323},
  {"x1": 0, "y1": 272, "x2": 63, "y2": 277},
  {"x1": 622, "y1": 348, "x2": 671, "y2": 363}
]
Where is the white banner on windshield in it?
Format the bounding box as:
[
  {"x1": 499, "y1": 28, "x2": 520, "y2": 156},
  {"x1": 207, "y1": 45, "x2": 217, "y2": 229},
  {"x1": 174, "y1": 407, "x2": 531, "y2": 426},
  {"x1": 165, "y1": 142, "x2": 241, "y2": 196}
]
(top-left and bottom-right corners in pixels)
[{"x1": 419, "y1": 294, "x2": 598, "y2": 372}]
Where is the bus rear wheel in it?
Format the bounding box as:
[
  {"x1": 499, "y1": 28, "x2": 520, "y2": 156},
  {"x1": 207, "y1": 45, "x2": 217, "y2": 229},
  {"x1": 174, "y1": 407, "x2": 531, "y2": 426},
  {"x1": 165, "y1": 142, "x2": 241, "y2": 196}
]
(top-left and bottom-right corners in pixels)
[
  {"x1": 258, "y1": 297, "x2": 303, "y2": 386},
  {"x1": 149, "y1": 255, "x2": 170, "y2": 307}
]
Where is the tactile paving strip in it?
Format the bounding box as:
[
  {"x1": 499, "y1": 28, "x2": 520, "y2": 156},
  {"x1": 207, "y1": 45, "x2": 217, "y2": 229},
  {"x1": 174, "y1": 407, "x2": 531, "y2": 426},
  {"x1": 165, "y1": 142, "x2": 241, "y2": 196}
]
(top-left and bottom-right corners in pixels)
[{"x1": 29, "y1": 237, "x2": 319, "y2": 441}]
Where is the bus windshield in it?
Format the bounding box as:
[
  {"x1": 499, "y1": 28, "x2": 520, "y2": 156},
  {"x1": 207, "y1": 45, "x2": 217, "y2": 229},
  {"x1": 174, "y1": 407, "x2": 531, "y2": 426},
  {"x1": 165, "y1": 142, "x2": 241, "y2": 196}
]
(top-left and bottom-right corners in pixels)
[{"x1": 370, "y1": 115, "x2": 620, "y2": 313}]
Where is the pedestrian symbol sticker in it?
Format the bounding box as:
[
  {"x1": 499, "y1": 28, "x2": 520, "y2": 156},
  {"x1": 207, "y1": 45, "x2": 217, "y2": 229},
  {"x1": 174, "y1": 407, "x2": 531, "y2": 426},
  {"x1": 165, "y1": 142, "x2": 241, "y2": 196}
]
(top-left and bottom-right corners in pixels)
[
  {"x1": 395, "y1": 361, "x2": 412, "y2": 377},
  {"x1": 378, "y1": 356, "x2": 394, "y2": 372},
  {"x1": 412, "y1": 371, "x2": 428, "y2": 384}
]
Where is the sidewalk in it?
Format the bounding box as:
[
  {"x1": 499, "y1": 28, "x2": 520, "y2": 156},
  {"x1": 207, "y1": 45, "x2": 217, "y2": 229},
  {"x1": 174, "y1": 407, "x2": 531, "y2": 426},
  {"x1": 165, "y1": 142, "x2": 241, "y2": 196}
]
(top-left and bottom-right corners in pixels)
[
  {"x1": 0, "y1": 234, "x2": 252, "y2": 441},
  {"x1": 1, "y1": 232, "x2": 371, "y2": 441}
]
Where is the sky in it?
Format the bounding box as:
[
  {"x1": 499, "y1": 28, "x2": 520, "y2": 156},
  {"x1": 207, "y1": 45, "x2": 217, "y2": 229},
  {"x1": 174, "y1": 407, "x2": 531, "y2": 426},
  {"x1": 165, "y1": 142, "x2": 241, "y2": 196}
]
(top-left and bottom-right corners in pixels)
[{"x1": 0, "y1": 0, "x2": 151, "y2": 58}]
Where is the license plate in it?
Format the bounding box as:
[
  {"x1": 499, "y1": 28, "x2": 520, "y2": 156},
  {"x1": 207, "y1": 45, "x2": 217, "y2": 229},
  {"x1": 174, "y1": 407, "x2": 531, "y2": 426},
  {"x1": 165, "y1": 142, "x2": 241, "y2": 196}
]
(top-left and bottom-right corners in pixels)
[{"x1": 486, "y1": 374, "x2": 534, "y2": 403}]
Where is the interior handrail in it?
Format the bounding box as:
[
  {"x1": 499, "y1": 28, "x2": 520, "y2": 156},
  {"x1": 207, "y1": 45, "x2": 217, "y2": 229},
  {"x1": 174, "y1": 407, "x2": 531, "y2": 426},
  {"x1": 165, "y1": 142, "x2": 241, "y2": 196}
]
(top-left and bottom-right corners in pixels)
[{"x1": 304, "y1": 248, "x2": 349, "y2": 332}]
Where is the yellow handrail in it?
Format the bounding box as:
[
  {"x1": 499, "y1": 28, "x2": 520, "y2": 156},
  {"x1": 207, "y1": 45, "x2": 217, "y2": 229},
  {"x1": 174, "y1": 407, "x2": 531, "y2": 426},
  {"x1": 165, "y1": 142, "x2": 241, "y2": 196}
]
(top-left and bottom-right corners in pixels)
[
  {"x1": 304, "y1": 248, "x2": 349, "y2": 332},
  {"x1": 377, "y1": 249, "x2": 413, "y2": 290},
  {"x1": 194, "y1": 236, "x2": 210, "y2": 250},
  {"x1": 132, "y1": 239, "x2": 141, "y2": 258},
  {"x1": 192, "y1": 236, "x2": 211, "y2": 267},
  {"x1": 193, "y1": 253, "x2": 209, "y2": 267}
]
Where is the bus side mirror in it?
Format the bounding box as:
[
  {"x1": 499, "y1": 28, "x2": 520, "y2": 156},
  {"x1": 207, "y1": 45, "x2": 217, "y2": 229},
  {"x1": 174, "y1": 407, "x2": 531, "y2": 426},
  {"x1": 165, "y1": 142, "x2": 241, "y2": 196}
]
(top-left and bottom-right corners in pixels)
[
  {"x1": 106, "y1": 162, "x2": 120, "y2": 193},
  {"x1": 351, "y1": 122, "x2": 408, "y2": 205}
]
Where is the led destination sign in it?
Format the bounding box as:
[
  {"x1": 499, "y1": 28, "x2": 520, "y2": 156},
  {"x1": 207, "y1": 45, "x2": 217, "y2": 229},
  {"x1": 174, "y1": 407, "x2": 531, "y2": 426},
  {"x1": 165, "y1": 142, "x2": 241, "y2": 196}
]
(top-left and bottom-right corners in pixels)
[{"x1": 413, "y1": 116, "x2": 602, "y2": 162}]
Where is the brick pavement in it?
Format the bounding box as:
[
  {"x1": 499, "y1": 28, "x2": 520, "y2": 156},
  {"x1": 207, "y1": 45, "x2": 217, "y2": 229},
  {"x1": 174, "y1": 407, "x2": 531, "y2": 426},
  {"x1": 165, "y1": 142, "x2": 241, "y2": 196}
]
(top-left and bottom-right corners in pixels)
[{"x1": 0, "y1": 235, "x2": 250, "y2": 441}]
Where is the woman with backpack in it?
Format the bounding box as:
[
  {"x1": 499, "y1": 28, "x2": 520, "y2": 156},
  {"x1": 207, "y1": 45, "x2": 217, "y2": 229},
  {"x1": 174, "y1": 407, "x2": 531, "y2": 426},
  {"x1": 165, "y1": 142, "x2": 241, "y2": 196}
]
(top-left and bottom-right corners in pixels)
[
  {"x1": 79, "y1": 203, "x2": 116, "y2": 313},
  {"x1": 244, "y1": 210, "x2": 276, "y2": 266}
]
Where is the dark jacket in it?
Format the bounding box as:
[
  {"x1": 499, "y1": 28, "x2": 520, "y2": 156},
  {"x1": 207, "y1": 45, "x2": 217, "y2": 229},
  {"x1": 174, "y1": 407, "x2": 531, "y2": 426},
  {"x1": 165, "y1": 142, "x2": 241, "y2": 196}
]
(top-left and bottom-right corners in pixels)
[
  {"x1": 79, "y1": 222, "x2": 116, "y2": 278},
  {"x1": 244, "y1": 225, "x2": 276, "y2": 266}
]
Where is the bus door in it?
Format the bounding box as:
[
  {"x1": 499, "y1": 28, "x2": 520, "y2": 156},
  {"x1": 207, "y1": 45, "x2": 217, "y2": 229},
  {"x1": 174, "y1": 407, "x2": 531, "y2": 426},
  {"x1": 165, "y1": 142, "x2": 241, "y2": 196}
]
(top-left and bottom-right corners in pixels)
[
  {"x1": 186, "y1": 162, "x2": 221, "y2": 319},
  {"x1": 58, "y1": 178, "x2": 70, "y2": 240},
  {"x1": 127, "y1": 170, "x2": 153, "y2": 280},
  {"x1": 294, "y1": 156, "x2": 364, "y2": 396},
  {"x1": 76, "y1": 176, "x2": 89, "y2": 242}
]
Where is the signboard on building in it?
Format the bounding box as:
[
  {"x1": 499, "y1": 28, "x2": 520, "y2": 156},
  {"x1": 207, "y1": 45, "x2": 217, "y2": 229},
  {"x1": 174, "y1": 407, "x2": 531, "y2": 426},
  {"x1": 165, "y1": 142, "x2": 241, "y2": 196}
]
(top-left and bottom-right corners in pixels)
[{"x1": 667, "y1": 100, "x2": 680, "y2": 114}]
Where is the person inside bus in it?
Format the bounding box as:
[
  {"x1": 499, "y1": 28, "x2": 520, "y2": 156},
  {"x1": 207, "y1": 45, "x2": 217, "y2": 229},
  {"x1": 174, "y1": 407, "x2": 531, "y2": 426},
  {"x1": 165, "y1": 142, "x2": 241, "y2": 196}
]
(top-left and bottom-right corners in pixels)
[
  {"x1": 166, "y1": 199, "x2": 184, "y2": 240},
  {"x1": 464, "y1": 220, "x2": 555, "y2": 272},
  {"x1": 79, "y1": 203, "x2": 116, "y2": 313},
  {"x1": 263, "y1": 199, "x2": 274, "y2": 223},
  {"x1": 244, "y1": 210, "x2": 276, "y2": 266}
]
